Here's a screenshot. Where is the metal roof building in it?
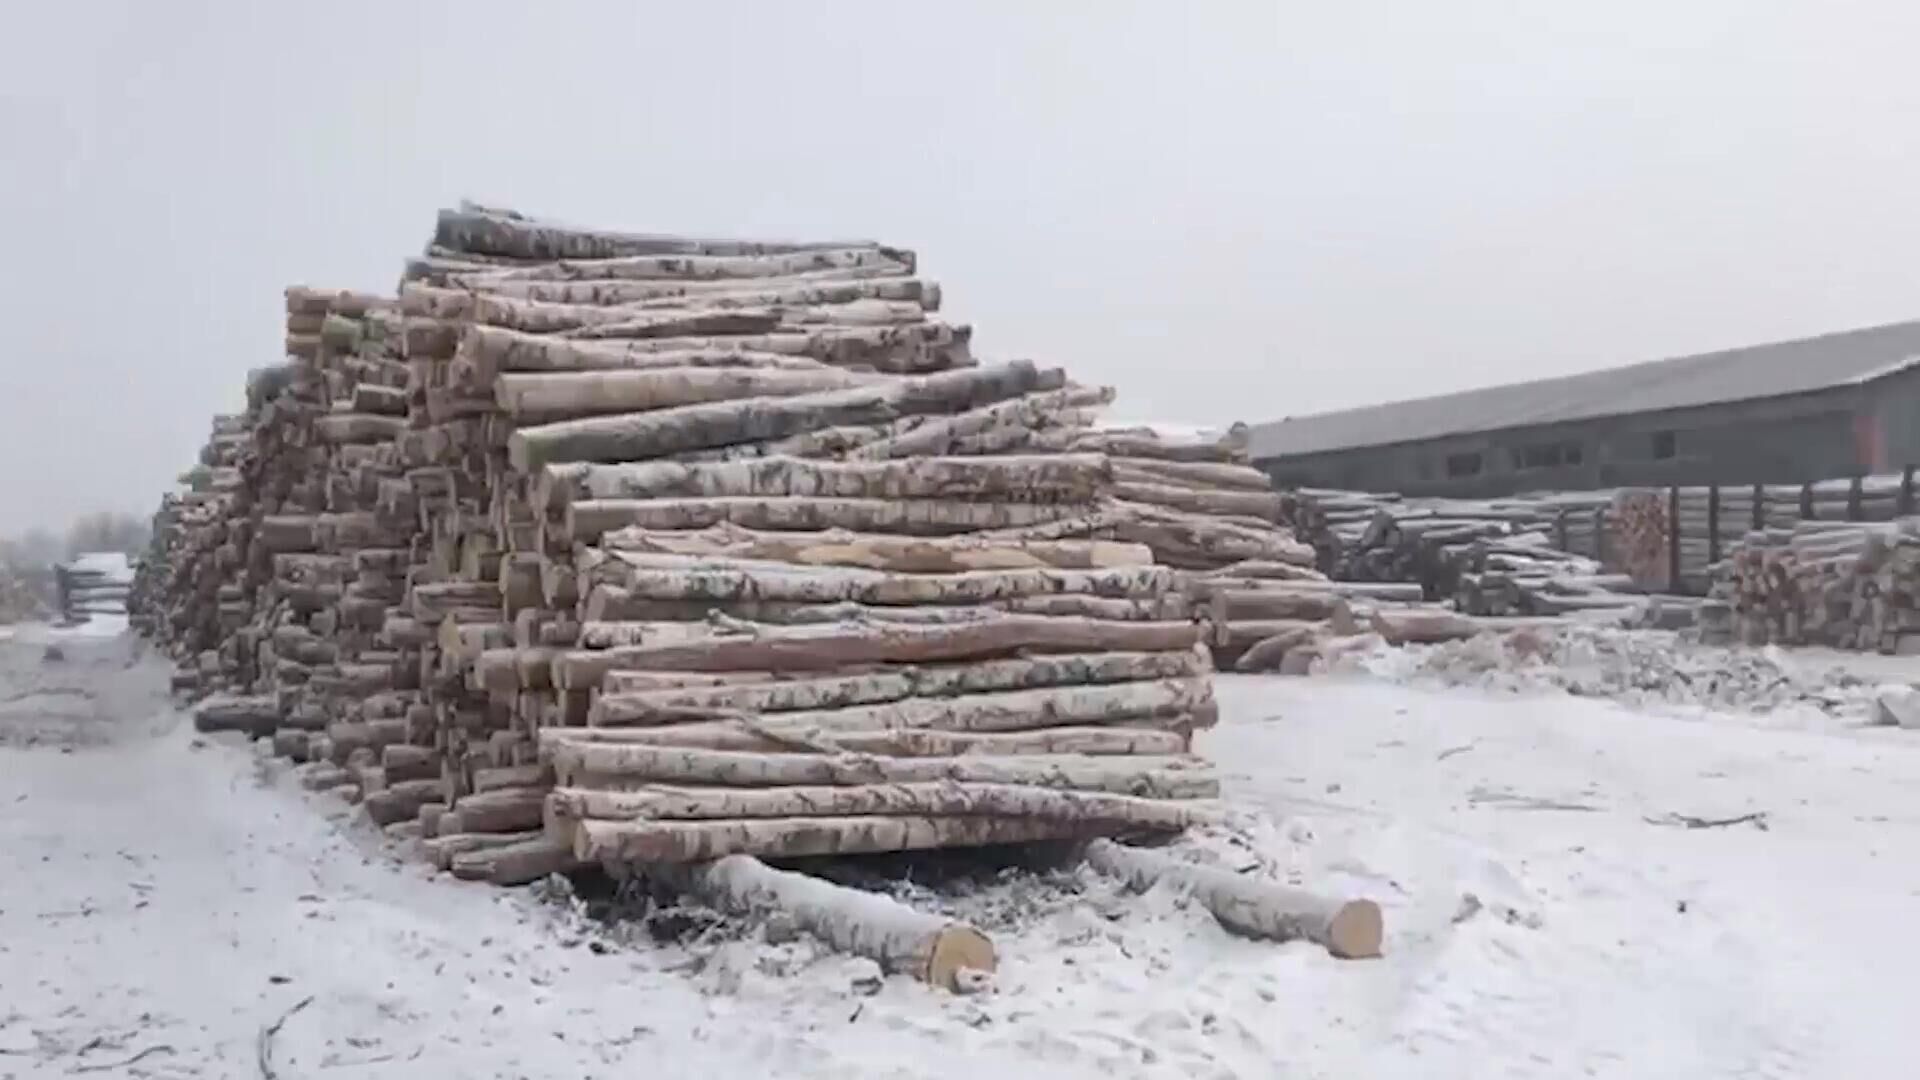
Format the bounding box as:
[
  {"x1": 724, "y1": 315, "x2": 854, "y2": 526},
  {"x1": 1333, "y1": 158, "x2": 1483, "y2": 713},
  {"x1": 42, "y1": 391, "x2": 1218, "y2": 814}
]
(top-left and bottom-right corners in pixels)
[{"x1": 1250, "y1": 320, "x2": 1920, "y2": 497}]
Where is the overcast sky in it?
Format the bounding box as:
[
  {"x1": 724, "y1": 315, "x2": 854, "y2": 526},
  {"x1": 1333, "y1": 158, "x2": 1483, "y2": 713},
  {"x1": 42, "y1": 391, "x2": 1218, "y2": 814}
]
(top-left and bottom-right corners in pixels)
[{"x1": 4, "y1": 0, "x2": 1919, "y2": 533}]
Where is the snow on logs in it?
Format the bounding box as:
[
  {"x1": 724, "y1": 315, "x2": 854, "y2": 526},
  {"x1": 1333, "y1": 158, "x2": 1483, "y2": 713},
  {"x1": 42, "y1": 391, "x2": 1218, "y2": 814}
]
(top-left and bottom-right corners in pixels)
[{"x1": 133, "y1": 205, "x2": 1335, "y2": 963}]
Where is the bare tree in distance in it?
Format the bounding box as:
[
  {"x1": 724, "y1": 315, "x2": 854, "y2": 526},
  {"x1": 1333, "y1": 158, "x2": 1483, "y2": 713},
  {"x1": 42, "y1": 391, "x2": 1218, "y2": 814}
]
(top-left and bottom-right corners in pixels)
[{"x1": 63, "y1": 511, "x2": 149, "y2": 559}]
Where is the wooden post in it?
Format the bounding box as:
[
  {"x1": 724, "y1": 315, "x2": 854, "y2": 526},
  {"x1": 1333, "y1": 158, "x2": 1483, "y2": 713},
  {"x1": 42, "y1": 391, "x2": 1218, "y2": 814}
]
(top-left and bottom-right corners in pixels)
[
  {"x1": 1849, "y1": 474, "x2": 1864, "y2": 521},
  {"x1": 1751, "y1": 483, "x2": 1764, "y2": 531},
  {"x1": 1666, "y1": 486, "x2": 1680, "y2": 592},
  {"x1": 1800, "y1": 482, "x2": 1814, "y2": 521},
  {"x1": 1707, "y1": 484, "x2": 1720, "y2": 565},
  {"x1": 1903, "y1": 466, "x2": 1915, "y2": 517},
  {"x1": 1593, "y1": 506, "x2": 1607, "y2": 565},
  {"x1": 1554, "y1": 509, "x2": 1569, "y2": 556}
]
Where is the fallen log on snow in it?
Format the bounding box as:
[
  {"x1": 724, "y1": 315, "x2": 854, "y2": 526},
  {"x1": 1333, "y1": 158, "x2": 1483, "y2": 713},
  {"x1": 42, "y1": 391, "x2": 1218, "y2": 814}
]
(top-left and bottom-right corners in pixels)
[
  {"x1": 1084, "y1": 839, "x2": 1383, "y2": 959},
  {"x1": 661, "y1": 855, "x2": 995, "y2": 991}
]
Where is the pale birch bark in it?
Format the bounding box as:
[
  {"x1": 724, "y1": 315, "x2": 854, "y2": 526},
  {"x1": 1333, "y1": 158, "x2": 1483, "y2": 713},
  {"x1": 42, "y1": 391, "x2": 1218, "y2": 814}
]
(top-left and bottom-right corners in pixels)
[
  {"x1": 553, "y1": 722, "x2": 1188, "y2": 757},
  {"x1": 536, "y1": 454, "x2": 1108, "y2": 509},
  {"x1": 565, "y1": 497, "x2": 1088, "y2": 542},
  {"x1": 589, "y1": 647, "x2": 1208, "y2": 724},
  {"x1": 551, "y1": 616, "x2": 1203, "y2": 680},
  {"x1": 1084, "y1": 839, "x2": 1383, "y2": 959},
  {"x1": 1368, "y1": 607, "x2": 1485, "y2": 645},
  {"x1": 577, "y1": 813, "x2": 1115, "y2": 864},
  {"x1": 497, "y1": 367, "x2": 873, "y2": 424},
  {"x1": 585, "y1": 556, "x2": 1175, "y2": 609},
  {"x1": 508, "y1": 361, "x2": 1052, "y2": 469},
  {"x1": 548, "y1": 744, "x2": 1215, "y2": 798},
  {"x1": 663, "y1": 855, "x2": 994, "y2": 990},
  {"x1": 848, "y1": 385, "x2": 1116, "y2": 460},
  {"x1": 598, "y1": 526, "x2": 1153, "y2": 574}
]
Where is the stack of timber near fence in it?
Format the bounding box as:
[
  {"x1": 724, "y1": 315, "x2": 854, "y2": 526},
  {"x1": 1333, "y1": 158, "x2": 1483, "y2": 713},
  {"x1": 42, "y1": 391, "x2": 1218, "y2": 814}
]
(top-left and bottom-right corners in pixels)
[
  {"x1": 131, "y1": 205, "x2": 1390, "y2": 974},
  {"x1": 1701, "y1": 516, "x2": 1920, "y2": 653},
  {"x1": 1611, "y1": 473, "x2": 1920, "y2": 595},
  {"x1": 1280, "y1": 472, "x2": 1920, "y2": 621},
  {"x1": 1277, "y1": 488, "x2": 1653, "y2": 621}
]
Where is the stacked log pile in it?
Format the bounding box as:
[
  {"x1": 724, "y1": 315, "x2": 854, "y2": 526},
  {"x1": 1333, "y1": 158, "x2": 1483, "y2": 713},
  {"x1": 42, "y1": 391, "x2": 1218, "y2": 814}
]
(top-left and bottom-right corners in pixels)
[
  {"x1": 55, "y1": 553, "x2": 134, "y2": 622},
  {"x1": 1279, "y1": 488, "x2": 1648, "y2": 619},
  {"x1": 1702, "y1": 518, "x2": 1920, "y2": 652},
  {"x1": 131, "y1": 206, "x2": 1321, "y2": 881},
  {"x1": 126, "y1": 205, "x2": 1392, "y2": 976},
  {"x1": 388, "y1": 208, "x2": 1257, "y2": 879}
]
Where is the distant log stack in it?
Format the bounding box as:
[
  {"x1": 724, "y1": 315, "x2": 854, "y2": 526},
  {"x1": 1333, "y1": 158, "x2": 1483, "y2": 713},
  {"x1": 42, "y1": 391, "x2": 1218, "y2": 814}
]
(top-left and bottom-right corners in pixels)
[
  {"x1": 1277, "y1": 487, "x2": 1651, "y2": 621},
  {"x1": 1702, "y1": 518, "x2": 1920, "y2": 653},
  {"x1": 54, "y1": 553, "x2": 134, "y2": 623},
  {"x1": 131, "y1": 204, "x2": 1338, "y2": 886}
]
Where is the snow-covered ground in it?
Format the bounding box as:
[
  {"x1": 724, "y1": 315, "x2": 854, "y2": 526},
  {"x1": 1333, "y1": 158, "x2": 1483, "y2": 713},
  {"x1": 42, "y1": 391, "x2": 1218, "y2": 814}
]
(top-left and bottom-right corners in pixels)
[{"x1": 3, "y1": 632, "x2": 1917, "y2": 1078}]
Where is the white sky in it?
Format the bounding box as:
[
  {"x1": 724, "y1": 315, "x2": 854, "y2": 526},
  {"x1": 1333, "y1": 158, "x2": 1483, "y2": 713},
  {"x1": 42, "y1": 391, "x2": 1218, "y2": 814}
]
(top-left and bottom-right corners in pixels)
[{"x1": 4, "y1": 0, "x2": 1919, "y2": 532}]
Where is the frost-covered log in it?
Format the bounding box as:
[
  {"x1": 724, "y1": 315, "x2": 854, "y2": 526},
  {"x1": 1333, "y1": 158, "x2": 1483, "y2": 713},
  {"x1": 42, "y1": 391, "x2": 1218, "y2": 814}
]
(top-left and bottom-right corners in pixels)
[
  {"x1": 496, "y1": 367, "x2": 873, "y2": 423},
  {"x1": 565, "y1": 496, "x2": 1088, "y2": 542},
  {"x1": 1368, "y1": 607, "x2": 1484, "y2": 645},
  {"x1": 590, "y1": 647, "x2": 1208, "y2": 724},
  {"x1": 192, "y1": 695, "x2": 280, "y2": 737},
  {"x1": 539, "y1": 454, "x2": 1108, "y2": 508},
  {"x1": 578, "y1": 813, "x2": 1123, "y2": 863},
  {"x1": 598, "y1": 524, "x2": 1153, "y2": 572},
  {"x1": 1084, "y1": 839, "x2": 1383, "y2": 959},
  {"x1": 547, "y1": 744, "x2": 1215, "y2": 798},
  {"x1": 509, "y1": 361, "x2": 1054, "y2": 468},
  {"x1": 583, "y1": 677, "x2": 1207, "y2": 739},
  {"x1": 848, "y1": 384, "x2": 1115, "y2": 460},
  {"x1": 551, "y1": 616, "x2": 1204, "y2": 683},
  {"x1": 663, "y1": 855, "x2": 994, "y2": 990},
  {"x1": 583, "y1": 555, "x2": 1175, "y2": 608},
  {"x1": 552, "y1": 724, "x2": 1189, "y2": 757},
  {"x1": 552, "y1": 781, "x2": 1208, "y2": 827}
]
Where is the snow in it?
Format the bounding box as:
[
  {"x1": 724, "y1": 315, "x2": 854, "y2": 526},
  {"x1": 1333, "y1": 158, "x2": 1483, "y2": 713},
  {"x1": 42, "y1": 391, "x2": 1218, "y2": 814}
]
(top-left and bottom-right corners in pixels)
[
  {"x1": 64, "y1": 552, "x2": 133, "y2": 580},
  {"x1": 4, "y1": 633, "x2": 1920, "y2": 1078}
]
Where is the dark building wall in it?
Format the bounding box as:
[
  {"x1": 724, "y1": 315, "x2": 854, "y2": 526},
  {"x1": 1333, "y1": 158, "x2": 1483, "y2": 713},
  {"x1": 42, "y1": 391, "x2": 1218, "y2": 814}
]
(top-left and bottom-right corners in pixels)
[{"x1": 1259, "y1": 371, "x2": 1920, "y2": 497}]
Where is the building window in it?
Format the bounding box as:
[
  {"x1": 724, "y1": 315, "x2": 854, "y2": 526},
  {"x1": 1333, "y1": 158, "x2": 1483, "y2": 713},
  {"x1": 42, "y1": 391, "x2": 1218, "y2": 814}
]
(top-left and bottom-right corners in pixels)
[
  {"x1": 1652, "y1": 431, "x2": 1676, "y2": 460},
  {"x1": 1510, "y1": 441, "x2": 1585, "y2": 470},
  {"x1": 1445, "y1": 452, "x2": 1483, "y2": 477}
]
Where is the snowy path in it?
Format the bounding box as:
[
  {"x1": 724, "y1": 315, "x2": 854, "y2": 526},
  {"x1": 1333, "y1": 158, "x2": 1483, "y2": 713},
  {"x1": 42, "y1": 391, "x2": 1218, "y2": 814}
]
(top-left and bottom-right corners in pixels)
[
  {"x1": 1204, "y1": 675, "x2": 1920, "y2": 1079},
  {"x1": 3, "y1": 639, "x2": 1917, "y2": 1078}
]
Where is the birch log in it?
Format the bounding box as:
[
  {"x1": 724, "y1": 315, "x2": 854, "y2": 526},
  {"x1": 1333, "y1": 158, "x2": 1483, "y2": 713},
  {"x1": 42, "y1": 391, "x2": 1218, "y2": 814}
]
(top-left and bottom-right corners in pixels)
[
  {"x1": 565, "y1": 497, "x2": 1088, "y2": 541},
  {"x1": 594, "y1": 648, "x2": 1207, "y2": 708},
  {"x1": 551, "y1": 616, "x2": 1203, "y2": 680},
  {"x1": 586, "y1": 677, "x2": 1207, "y2": 738},
  {"x1": 1084, "y1": 839, "x2": 1383, "y2": 959},
  {"x1": 548, "y1": 744, "x2": 1215, "y2": 797},
  {"x1": 496, "y1": 367, "x2": 872, "y2": 423},
  {"x1": 577, "y1": 813, "x2": 1121, "y2": 864},
  {"x1": 553, "y1": 724, "x2": 1189, "y2": 757},
  {"x1": 664, "y1": 855, "x2": 994, "y2": 990},
  {"x1": 508, "y1": 361, "x2": 1053, "y2": 468},
  {"x1": 849, "y1": 385, "x2": 1116, "y2": 460},
  {"x1": 551, "y1": 781, "x2": 1208, "y2": 827},
  {"x1": 584, "y1": 557, "x2": 1175, "y2": 608},
  {"x1": 538, "y1": 454, "x2": 1108, "y2": 508},
  {"x1": 598, "y1": 524, "x2": 1154, "y2": 572}
]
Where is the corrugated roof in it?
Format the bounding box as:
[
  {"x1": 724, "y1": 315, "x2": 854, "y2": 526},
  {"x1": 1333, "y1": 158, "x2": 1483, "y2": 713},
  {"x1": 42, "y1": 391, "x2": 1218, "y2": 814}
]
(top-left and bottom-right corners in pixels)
[{"x1": 1250, "y1": 320, "x2": 1920, "y2": 460}]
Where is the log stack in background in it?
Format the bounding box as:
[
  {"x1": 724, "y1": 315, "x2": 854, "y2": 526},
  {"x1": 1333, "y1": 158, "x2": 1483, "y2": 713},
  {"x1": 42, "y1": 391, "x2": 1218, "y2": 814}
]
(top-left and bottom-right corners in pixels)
[
  {"x1": 1702, "y1": 518, "x2": 1920, "y2": 653},
  {"x1": 1278, "y1": 488, "x2": 1651, "y2": 619}
]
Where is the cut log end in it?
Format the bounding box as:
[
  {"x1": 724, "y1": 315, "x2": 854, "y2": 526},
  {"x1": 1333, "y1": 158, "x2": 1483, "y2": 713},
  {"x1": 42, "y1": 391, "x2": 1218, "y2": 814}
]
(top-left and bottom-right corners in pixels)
[
  {"x1": 924, "y1": 925, "x2": 998, "y2": 990},
  {"x1": 1326, "y1": 898, "x2": 1384, "y2": 960}
]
